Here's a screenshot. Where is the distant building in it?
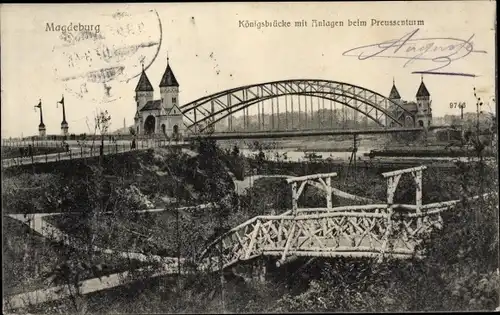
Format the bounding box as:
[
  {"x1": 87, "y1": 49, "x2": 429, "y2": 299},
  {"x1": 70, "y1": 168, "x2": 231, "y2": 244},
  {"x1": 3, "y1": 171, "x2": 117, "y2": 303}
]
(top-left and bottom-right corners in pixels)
[
  {"x1": 389, "y1": 76, "x2": 432, "y2": 128},
  {"x1": 133, "y1": 57, "x2": 185, "y2": 138}
]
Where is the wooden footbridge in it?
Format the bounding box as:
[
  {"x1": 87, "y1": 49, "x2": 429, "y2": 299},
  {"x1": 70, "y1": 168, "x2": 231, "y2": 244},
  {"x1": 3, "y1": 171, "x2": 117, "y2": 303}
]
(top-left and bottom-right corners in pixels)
[
  {"x1": 5, "y1": 165, "x2": 495, "y2": 310},
  {"x1": 199, "y1": 165, "x2": 477, "y2": 271}
]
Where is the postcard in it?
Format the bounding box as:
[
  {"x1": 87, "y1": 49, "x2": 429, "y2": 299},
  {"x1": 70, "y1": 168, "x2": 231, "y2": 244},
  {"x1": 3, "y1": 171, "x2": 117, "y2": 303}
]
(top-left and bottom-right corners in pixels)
[{"x1": 1, "y1": 2, "x2": 498, "y2": 314}]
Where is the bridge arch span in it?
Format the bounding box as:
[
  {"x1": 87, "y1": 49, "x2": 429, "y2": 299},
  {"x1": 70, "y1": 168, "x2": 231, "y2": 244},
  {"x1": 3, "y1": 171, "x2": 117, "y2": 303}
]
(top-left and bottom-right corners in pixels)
[
  {"x1": 199, "y1": 92, "x2": 394, "y2": 132},
  {"x1": 180, "y1": 79, "x2": 415, "y2": 133}
]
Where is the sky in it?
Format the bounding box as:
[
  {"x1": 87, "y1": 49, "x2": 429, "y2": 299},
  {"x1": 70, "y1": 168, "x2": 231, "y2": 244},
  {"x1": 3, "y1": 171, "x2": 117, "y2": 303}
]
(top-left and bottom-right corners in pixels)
[{"x1": 1, "y1": 2, "x2": 496, "y2": 137}]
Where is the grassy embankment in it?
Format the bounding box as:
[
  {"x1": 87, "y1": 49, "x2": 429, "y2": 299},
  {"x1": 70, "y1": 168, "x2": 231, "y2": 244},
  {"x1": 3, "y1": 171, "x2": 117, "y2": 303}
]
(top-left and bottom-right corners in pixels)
[
  {"x1": 3, "y1": 144, "x2": 252, "y2": 301},
  {"x1": 2, "y1": 147, "x2": 231, "y2": 299},
  {"x1": 3, "y1": 144, "x2": 498, "y2": 313}
]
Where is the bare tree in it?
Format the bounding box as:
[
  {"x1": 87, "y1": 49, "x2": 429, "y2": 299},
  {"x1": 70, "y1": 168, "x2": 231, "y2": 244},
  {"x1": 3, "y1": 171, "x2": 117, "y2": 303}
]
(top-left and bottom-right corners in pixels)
[{"x1": 96, "y1": 110, "x2": 112, "y2": 157}]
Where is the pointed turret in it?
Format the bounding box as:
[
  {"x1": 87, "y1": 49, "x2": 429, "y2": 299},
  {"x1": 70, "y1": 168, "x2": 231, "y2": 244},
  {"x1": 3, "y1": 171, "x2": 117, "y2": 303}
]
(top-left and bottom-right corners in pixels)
[
  {"x1": 416, "y1": 75, "x2": 430, "y2": 98},
  {"x1": 159, "y1": 57, "x2": 179, "y2": 87},
  {"x1": 135, "y1": 64, "x2": 154, "y2": 92},
  {"x1": 160, "y1": 56, "x2": 180, "y2": 112},
  {"x1": 135, "y1": 63, "x2": 154, "y2": 112},
  {"x1": 415, "y1": 75, "x2": 432, "y2": 128},
  {"x1": 389, "y1": 77, "x2": 401, "y2": 100}
]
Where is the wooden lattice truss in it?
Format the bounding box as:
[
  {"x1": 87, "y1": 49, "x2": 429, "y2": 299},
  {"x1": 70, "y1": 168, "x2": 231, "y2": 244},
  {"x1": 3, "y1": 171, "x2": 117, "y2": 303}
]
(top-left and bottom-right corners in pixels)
[{"x1": 199, "y1": 168, "x2": 457, "y2": 270}]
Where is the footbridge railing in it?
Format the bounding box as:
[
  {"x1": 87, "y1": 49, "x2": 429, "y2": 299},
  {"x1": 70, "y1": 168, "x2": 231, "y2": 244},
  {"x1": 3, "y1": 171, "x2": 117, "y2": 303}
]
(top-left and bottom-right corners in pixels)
[
  {"x1": 199, "y1": 166, "x2": 495, "y2": 271},
  {"x1": 199, "y1": 203, "x2": 450, "y2": 270}
]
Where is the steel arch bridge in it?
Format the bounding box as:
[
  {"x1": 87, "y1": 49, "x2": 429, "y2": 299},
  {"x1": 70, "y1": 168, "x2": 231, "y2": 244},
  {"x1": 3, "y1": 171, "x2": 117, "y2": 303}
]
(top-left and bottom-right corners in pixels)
[{"x1": 180, "y1": 79, "x2": 416, "y2": 134}]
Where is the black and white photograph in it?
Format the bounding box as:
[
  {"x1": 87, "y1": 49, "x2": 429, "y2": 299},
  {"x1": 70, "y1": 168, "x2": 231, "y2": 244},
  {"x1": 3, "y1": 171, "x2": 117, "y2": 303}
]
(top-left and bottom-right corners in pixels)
[{"x1": 1, "y1": 2, "x2": 498, "y2": 313}]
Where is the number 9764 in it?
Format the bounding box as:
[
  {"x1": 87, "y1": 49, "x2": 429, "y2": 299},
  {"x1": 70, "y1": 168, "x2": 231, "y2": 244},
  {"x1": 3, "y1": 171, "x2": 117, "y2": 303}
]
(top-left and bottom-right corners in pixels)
[{"x1": 450, "y1": 102, "x2": 466, "y2": 109}]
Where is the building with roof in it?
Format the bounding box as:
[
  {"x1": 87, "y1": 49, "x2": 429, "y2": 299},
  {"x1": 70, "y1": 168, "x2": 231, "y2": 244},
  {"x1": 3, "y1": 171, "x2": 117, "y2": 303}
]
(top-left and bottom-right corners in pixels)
[
  {"x1": 133, "y1": 57, "x2": 184, "y2": 138},
  {"x1": 388, "y1": 76, "x2": 433, "y2": 128}
]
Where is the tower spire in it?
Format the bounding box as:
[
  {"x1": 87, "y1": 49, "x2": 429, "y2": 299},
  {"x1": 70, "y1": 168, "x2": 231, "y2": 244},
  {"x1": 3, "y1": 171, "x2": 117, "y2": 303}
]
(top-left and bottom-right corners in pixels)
[
  {"x1": 389, "y1": 78, "x2": 401, "y2": 100},
  {"x1": 135, "y1": 63, "x2": 154, "y2": 92},
  {"x1": 159, "y1": 54, "x2": 179, "y2": 87},
  {"x1": 416, "y1": 75, "x2": 430, "y2": 98}
]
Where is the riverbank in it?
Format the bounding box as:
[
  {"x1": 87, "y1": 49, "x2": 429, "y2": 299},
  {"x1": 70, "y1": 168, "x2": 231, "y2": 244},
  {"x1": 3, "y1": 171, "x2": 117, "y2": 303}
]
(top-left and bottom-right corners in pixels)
[
  {"x1": 217, "y1": 136, "x2": 386, "y2": 151},
  {"x1": 368, "y1": 146, "x2": 496, "y2": 158}
]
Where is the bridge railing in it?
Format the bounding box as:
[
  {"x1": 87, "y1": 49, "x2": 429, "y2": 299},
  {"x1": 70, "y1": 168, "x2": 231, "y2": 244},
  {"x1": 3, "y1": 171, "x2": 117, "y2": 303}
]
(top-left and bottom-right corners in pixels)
[
  {"x1": 198, "y1": 202, "x2": 456, "y2": 270},
  {"x1": 294, "y1": 200, "x2": 470, "y2": 214},
  {"x1": 207, "y1": 192, "x2": 500, "y2": 270},
  {"x1": 1, "y1": 140, "x2": 190, "y2": 168},
  {"x1": 1, "y1": 138, "x2": 189, "y2": 149},
  {"x1": 1, "y1": 144, "x2": 131, "y2": 168}
]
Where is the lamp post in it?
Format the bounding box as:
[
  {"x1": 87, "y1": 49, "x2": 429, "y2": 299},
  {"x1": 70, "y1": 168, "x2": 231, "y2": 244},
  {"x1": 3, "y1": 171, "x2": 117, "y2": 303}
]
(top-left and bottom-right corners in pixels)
[
  {"x1": 459, "y1": 103, "x2": 466, "y2": 120},
  {"x1": 458, "y1": 102, "x2": 466, "y2": 140},
  {"x1": 473, "y1": 87, "x2": 484, "y2": 136}
]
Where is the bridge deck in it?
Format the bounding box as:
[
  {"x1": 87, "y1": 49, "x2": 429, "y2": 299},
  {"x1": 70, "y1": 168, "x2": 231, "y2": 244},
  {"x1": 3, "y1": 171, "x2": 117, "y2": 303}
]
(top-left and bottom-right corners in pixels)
[{"x1": 185, "y1": 128, "x2": 425, "y2": 140}]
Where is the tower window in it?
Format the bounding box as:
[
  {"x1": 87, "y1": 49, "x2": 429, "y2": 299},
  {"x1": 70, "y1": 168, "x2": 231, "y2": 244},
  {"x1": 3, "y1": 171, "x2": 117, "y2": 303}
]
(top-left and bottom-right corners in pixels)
[{"x1": 172, "y1": 97, "x2": 177, "y2": 104}]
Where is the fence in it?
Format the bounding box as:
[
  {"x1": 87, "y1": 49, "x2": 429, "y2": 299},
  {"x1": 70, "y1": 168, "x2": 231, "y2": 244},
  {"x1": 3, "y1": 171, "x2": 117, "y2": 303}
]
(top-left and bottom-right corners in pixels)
[
  {"x1": 2, "y1": 140, "x2": 66, "y2": 148},
  {"x1": 1, "y1": 136, "x2": 187, "y2": 148},
  {"x1": 1, "y1": 139, "x2": 190, "y2": 168},
  {"x1": 3, "y1": 132, "x2": 188, "y2": 143}
]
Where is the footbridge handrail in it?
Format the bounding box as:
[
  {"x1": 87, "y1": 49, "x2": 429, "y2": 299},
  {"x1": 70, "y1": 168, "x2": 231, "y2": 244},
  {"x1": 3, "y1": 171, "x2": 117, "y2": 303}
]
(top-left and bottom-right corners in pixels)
[
  {"x1": 286, "y1": 172, "x2": 338, "y2": 183},
  {"x1": 294, "y1": 191, "x2": 497, "y2": 214},
  {"x1": 198, "y1": 166, "x2": 498, "y2": 271},
  {"x1": 204, "y1": 163, "x2": 499, "y2": 270},
  {"x1": 198, "y1": 204, "x2": 450, "y2": 270},
  {"x1": 199, "y1": 210, "x2": 293, "y2": 259}
]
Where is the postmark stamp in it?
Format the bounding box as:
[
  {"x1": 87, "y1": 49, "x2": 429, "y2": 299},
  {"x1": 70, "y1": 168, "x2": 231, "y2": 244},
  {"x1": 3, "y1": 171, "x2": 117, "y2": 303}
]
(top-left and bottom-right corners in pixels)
[{"x1": 49, "y1": 8, "x2": 163, "y2": 103}]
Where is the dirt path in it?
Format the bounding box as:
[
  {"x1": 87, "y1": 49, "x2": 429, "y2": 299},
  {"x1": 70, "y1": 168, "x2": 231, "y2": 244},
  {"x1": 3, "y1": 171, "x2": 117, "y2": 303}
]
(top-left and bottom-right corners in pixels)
[{"x1": 4, "y1": 204, "x2": 219, "y2": 311}]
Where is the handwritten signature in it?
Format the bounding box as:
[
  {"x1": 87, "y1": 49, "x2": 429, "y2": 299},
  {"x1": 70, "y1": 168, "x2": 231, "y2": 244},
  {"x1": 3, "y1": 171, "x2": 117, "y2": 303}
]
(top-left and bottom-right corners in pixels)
[{"x1": 342, "y1": 29, "x2": 487, "y2": 77}]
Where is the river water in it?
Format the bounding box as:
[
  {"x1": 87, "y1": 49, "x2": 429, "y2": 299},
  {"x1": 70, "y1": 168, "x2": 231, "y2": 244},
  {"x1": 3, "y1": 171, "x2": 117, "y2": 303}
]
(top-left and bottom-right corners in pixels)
[
  {"x1": 238, "y1": 148, "x2": 371, "y2": 162},
  {"x1": 9, "y1": 139, "x2": 484, "y2": 163},
  {"x1": 237, "y1": 148, "x2": 486, "y2": 163}
]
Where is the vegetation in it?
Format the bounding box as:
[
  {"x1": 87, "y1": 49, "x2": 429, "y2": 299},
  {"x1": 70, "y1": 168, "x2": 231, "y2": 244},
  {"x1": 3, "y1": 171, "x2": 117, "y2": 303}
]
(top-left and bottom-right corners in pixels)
[{"x1": 2, "y1": 127, "x2": 498, "y2": 313}]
